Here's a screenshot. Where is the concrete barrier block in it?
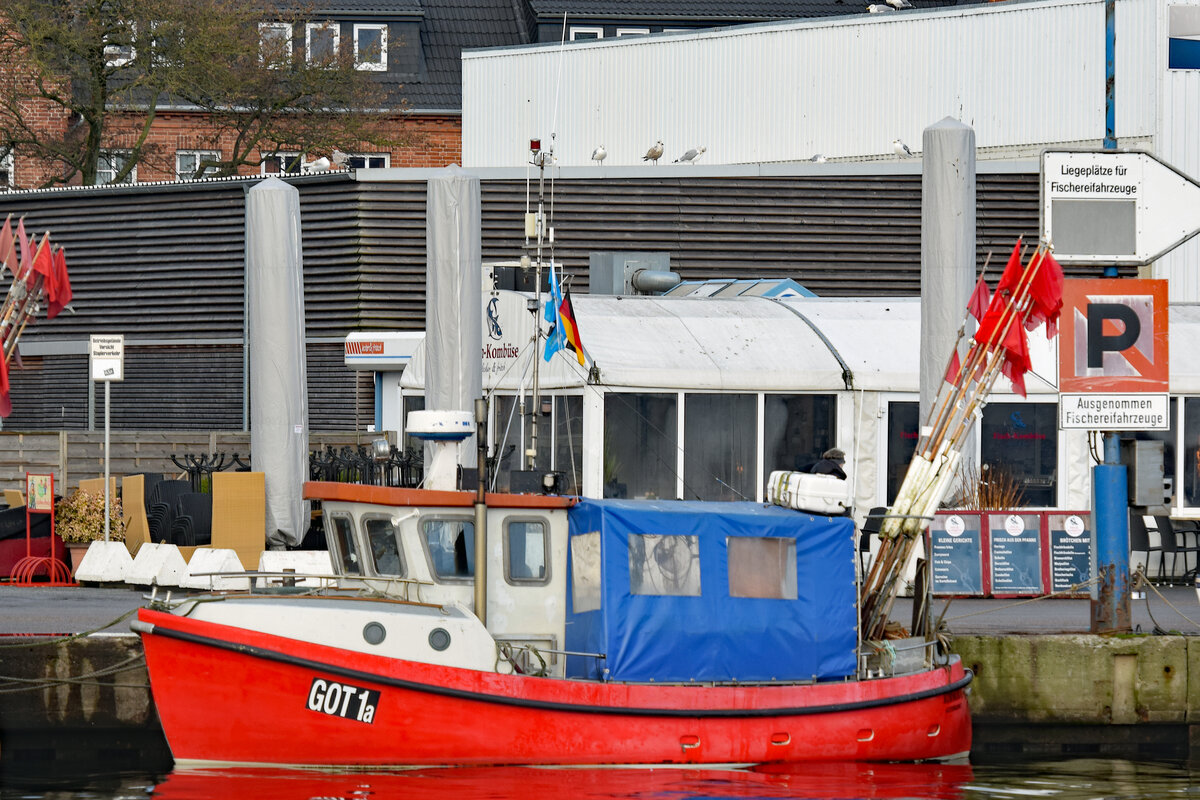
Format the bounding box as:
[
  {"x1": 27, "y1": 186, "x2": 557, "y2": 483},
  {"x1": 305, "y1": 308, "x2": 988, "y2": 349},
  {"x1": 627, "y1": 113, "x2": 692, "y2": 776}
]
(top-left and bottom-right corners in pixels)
[
  {"x1": 73, "y1": 541, "x2": 134, "y2": 583},
  {"x1": 256, "y1": 550, "x2": 334, "y2": 589},
  {"x1": 127, "y1": 543, "x2": 188, "y2": 587},
  {"x1": 181, "y1": 549, "x2": 250, "y2": 591}
]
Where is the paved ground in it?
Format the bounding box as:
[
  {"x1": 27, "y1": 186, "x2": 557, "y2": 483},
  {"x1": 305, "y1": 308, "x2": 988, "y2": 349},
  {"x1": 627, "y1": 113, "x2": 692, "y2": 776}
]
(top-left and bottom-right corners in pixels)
[{"x1": 1, "y1": 583, "x2": 1199, "y2": 636}]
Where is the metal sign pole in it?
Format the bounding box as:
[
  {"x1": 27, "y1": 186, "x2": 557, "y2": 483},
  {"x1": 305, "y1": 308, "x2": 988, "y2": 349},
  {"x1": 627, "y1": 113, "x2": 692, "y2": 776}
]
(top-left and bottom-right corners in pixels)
[{"x1": 104, "y1": 380, "x2": 110, "y2": 542}]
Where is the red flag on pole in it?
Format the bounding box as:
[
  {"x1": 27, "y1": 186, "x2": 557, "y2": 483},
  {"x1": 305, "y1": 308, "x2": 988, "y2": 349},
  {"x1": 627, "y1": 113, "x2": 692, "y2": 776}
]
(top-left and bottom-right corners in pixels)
[
  {"x1": 15, "y1": 217, "x2": 30, "y2": 281},
  {"x1": 944, "y1": 348, "x2": 962, "y2": 385},
  {"x1": 1000, "y1": 319, "x2": 1031, "y2": 397},
  {"x1": 0, "y1": 351, "x2": 11, "y2": 418},
  {"x1": 0, "y1": 214, "x2": 13, "y2": 274},
  {"x1": 47, "y1": 247, "x2": 72, "y2": 319},
  {"x1": 967, "y1": 273, "x2": 990, "y2": 322},
  {"x1": 30, "y1": 233, "x2": 53, "y2": 288},
  {"x1": 1024, "y1": 249, "x2": 1065, "y2": 338},
  {"x1": 995, "y1": 238, "x2": 1024, "y2": 297}
]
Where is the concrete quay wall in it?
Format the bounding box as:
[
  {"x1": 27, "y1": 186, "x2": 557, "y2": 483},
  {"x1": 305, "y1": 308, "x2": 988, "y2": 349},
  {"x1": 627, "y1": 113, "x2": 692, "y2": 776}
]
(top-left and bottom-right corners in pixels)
[{"x1": 2, "y1": 633, "x2": 1198, "y2": 771}]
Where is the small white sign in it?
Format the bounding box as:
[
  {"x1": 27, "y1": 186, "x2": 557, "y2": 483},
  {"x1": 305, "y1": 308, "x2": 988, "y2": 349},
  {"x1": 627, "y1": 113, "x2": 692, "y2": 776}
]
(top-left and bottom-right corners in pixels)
[
  {"x1": 944, "y1": 515, "x2": 965, "y2": 537},
  {"x1": 1004, "y1": 515, "x2": 1026, "y2": 536},
  {"x1": 1059, "y1": 393, "x2": 1169, "y2": 430},
  {"x1": 90, "y1": 334, "x2": 124, "y2": 382}
]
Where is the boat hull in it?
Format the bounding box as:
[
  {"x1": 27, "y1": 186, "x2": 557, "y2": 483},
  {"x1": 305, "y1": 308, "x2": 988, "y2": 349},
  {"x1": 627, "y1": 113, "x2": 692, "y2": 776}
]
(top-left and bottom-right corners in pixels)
[{"x1": 137, "y1": 606, "x2": 971, "y2": 767}]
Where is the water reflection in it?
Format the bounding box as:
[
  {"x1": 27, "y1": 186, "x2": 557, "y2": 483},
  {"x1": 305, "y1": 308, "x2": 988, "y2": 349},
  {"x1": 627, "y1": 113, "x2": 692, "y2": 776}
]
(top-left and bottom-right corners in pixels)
[{"x1": 153, "y1": 762, "x2": 974, "y2": 800}]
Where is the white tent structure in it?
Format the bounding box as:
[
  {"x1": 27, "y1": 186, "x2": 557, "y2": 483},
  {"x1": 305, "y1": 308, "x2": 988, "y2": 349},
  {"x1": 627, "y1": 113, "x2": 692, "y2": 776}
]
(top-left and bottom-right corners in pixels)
[{"x1": 398, "y1": 289, "x2": 1073, "y2": 517}]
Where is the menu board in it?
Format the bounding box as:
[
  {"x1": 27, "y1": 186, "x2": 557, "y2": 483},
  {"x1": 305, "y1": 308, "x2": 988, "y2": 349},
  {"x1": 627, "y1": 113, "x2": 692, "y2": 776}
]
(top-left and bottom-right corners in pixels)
[
  {"x1": 929, "y1": 513, "x2": 984, "y2": 596},
  {"x1": 988, "y1": 513, "x2": 1043, "y2": 595},
  {"x1": 1047, "y1": 512, "x2": 1091, "y2": 593}
]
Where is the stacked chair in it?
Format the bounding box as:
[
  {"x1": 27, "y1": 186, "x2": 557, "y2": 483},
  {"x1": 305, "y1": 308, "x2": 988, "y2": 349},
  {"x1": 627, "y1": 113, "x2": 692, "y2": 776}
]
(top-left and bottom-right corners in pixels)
[
  {"x1": 147, "y1": 479, "x2": 192, "y2": 544},
  {"x1": 171, "y1": 492, "x2": 213, "y2": 547}
]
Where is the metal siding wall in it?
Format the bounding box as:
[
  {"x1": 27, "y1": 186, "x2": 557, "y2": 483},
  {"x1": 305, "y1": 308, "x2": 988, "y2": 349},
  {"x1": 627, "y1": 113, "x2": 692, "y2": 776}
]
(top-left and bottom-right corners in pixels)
[
  {"x1": 1155, "y1": 69, "x2": 1200, "y2": 301},
  {"x1": 1116, "y1": 0, "x2": 1161, "y2": 139},
  {"x1": 464, "y1": 0, "x2": 1159, "y2": 168}
]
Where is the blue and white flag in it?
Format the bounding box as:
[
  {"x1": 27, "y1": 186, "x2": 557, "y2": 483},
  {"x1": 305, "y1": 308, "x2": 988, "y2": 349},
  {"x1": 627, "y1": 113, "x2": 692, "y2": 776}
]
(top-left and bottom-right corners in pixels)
[{"x1": 543, "y1": 261, "x2": 566, "y2": 362}]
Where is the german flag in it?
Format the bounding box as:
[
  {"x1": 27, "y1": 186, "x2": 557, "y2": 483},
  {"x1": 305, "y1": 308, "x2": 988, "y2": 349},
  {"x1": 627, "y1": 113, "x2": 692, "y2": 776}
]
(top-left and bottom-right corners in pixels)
[{"x1": 558, "y1": 290, "x2": 586, "y2": 366}]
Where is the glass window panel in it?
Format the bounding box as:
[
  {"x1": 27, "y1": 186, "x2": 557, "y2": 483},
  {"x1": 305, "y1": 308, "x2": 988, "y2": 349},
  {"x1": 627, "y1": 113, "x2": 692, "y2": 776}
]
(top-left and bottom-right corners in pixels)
[
  {"x1": 328, "y1": 514, "x2": 361, "y2": 575},
  {"x1": 764, "y1": 394, "x2": 837, "y2": 474},
  {"x1": 555, "y1": 395, "x2": 583, "y2": 495},
  {"x1": 307, "y1": 22, "x2": 339, "y2": 64},
  {"x1": 1181, "y1": 398, "x2": 1200, "y2": 507},
  {"x1": 980, "y1": 403, "x2": 1058, "y2": 507},
  {"x1": 347, "y1": 154, "x2": 389, "y2": 169},
  {"x1": 176, "y1": 151, "x2": 219, "y2": 180},
  {"x1": 422, "y1": 518, "x2": 475, "y2": 580},
  {"x1": 259, "y1": 22, "x2": 291, "y2": 68},
  {"x1": 604, "y1": 393, "x2": 677, "y2": 500},
  {"x1": 1123, "y1": 398, "x2": 1176, "y2": 505},
  {"x1": 684, "y1": 393, "x2": 755, "y2": 501},
  {"x1": 364, "y1": 516, "x2": 403, "y2": 577},
  {"x1": 886, "y1": 401, "x2": 920, "y2": 503},
  {"x1": 354, "y1": 24, "x2": 387, "y2": 70},
  {"x1": 506, "y1": 519, "x2": 547, "y2": 583},
  {"x1": 570, "y1": 532, "x2": 601, "y2": 612},
  {"x1": 629, "y1": 534, "x2": 700, "y2": 596},
  {"x1": 98, "y1": 151, "x2": 134, "y2": 184},
  {"x1": 728, "y1": 537, "x2": 797, "y2": 599}
]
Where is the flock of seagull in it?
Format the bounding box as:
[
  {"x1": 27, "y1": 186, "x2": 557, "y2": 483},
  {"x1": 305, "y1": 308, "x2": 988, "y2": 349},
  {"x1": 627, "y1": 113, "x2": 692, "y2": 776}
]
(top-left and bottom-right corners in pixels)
[{"x1": 584, "y1": 138, "x2": 916, "y2": 165}]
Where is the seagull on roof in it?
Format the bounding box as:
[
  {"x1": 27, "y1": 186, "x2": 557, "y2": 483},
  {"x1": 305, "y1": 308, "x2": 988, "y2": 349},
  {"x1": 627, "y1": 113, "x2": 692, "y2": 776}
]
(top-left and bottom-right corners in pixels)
[
  {"x1": 674, "y1": 146, "x2": 706, "y2": 164},
  {"x1": 867, "y1": 4, "x2": 895, "y2": 11},
  {"x1": 643, "y1": 140, "x2": 664, "y2": 164},
  {"x1": 886, "y1": 0, "x2": 913, "y2": 7},
  {"x1": 893, "y1": 138, "x2": 914, "y2": 157},
  {"x1": 809, "y1": 154, "x2": 827, "y2": 163},
  {"x1": 591, "y1": 145, "x2": 607, "y2": 163}
]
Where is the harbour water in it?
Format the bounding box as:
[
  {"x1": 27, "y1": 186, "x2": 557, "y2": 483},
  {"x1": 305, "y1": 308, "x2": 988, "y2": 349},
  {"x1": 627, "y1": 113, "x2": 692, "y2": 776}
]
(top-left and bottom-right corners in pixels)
[{"x1": 1, "y1": 758, "x2": 1197, "y2": 800}]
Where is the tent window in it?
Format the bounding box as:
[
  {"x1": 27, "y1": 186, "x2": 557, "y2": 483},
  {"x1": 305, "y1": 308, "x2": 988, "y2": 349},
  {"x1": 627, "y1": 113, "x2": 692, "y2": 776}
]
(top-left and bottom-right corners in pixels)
[
  {"x1": 364, "y1": 515, "x2": 404, "y2": 577},
  {"x1": 629, "y1": 534, "x2": 700, "y2": 596},
  {"x1": 685, "y1": 393, "x2": 755, "y2": 501},
  {"x1": 604, "y1": 393, "x2": 677, "y2": 500},
  {"x1": 328, "y1": 513, "x2": 361, "y2": 575},
  {"x1": 764, "y1": 394, "x2": 837, "y2": 474},
  {"x1": 980, "y1": 403, "x2": 1059, "y2": 507},
  {"x1": 887, "y1": 401, "x2": 919, "y2": 504},
  {"x1": 422, "y1": 518, "x2": 475, "y2": 581},
  {"x1": 728, "y1": 537, "x2": 797, "y2": 599},
  {"x1": 570, "y1": 532, "x2": 602, "y2": 612}
]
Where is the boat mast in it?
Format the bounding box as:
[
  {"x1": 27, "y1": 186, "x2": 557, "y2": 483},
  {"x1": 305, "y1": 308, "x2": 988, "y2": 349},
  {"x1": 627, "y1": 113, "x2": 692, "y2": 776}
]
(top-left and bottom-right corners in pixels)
[
  {"x1": 526, "y1": 137, "x2": 551, "y2": 471},
  {"x1": 473, "y1": 397, "x2": 488, "y2": 624}
]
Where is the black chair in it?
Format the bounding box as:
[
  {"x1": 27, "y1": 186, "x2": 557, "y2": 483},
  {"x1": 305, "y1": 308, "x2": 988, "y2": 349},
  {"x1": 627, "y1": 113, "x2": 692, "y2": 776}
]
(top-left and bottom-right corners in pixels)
[
  {"x1": 149, "y1": 479, "x2": 190, "y2": 509},
  {"x1": 859, "y1": 506, "x2": 887, "y2": 575},
  {"x1": 1154, "y1": 516, "x2": 1200, "y2": 583},
  {"x1": 171, "y1": 493, "x2": 213, "y2": 547},
  {"x1": 1128, "y1": 512, "x2": 1161, "y2": 581}
]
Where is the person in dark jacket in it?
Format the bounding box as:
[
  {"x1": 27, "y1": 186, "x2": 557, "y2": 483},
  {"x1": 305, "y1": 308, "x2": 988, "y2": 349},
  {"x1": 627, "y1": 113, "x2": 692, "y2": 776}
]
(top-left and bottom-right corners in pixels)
[{"x1": 810, "y1": 448, "x2": 847, "y2": 480}]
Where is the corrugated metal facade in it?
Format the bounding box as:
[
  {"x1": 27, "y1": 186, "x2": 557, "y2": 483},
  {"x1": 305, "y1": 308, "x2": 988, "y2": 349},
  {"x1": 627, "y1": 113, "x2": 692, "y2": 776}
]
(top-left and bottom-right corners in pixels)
[
  {"x1": 0, "y1": 166, "x2": 1126, "y2": 431},
  {"x1": 1156, "y1": 67, "x2": 1200, "y2": 301},
  {"x1": 462, "y1": 0, "x2": 1160, "y2": 167}
]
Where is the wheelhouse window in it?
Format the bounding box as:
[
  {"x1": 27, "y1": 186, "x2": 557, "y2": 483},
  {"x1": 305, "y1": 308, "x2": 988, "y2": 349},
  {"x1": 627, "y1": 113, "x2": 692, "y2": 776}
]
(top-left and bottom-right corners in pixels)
[
  {"x1": 604, "y1": 393, "x2": 677, "y2": 500},
  {"x1": 364, "y1": 515, "x2": 404, "y2": 577},
  {"x1": 505, "y1": 519, "x2": 548, "y2": 584},
  {"x1": 629, "y1": 534, "x2": 700, "y2": 596},
  {"x1": 980, "y1": 402, "x2": 1059, "y2": 507},
  {"x1": 886, "y1": 401, "x2": 920, "y2": 503},
  {"x1": 353, "y1": 24, "x2": 387, "y2": 71},
  {"x1": 327, "y1": 513, "x2": 361, "y2": 575},
  {"x1": 555, "y1": 395, "x2": 583, "y2": 494},
  {"x1": 570, "y1": 532, "x2": 601, "y2": 612},
  {"x1": 259, "y1": 22, "x2": 291, "y2": 68},
  {"x1": 176, "y1": 150, "x2": 220, "y2": 180},
  {"x1": 684, "y1": 393, "x2": 755, "y2": 501},
  {"x1": 307, "y1": 21, "x2": 340, "y2": 66},
  {"x1": 97, "y1": 151, "x2": 135, "y2": 184},
  {"x1": 728, "y1": 537, "x2": 797, "y2": 599},
  {"x1": 763, "y1": 394, "x2": 837, "y2": 475},
  {"x1": 422, "y1": 518, "x2": 474, "y2": 580}
]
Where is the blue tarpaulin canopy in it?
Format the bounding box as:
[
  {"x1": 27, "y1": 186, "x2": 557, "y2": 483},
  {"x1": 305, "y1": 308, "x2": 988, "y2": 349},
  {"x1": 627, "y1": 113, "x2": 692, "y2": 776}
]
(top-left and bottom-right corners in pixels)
[{"x1": 565, "y1": 499, "x2": 857, "y2": 683}]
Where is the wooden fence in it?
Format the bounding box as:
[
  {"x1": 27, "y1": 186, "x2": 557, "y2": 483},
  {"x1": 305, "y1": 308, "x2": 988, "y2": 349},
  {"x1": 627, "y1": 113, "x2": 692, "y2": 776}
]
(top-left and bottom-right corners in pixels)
[{"x1": 0, "y1": 431, "x2": 377, "y2": 495}]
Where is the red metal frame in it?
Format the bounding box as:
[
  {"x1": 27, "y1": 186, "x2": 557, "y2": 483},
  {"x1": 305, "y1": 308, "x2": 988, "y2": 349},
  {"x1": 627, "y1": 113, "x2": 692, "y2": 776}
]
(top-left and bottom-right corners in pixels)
[{"x1": 11, "y1": 473, "x2": 73, "y2": 586}]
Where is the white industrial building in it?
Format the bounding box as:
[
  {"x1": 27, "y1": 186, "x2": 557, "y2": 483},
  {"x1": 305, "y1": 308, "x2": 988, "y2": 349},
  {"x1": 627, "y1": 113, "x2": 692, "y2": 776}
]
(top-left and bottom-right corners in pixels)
[{"x1": 462, "y1": 0, "x2": 1200, "y2": 298}]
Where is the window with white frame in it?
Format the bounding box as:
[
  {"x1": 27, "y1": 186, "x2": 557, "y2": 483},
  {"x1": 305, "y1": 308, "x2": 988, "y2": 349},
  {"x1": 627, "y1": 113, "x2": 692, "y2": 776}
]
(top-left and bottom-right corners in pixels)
[
  {"x1": 346, "y1": 153, "x2": 389, "y2": 169},
  {"x1": 176, "y1": 150, "x2": 220, "y2": 180},
  {"x1": 97, "y1": 151, "x2": 135, "y2": 184},
  {"x1": 569, "y1": 26, "x2": 603, "y2": 40},
  {"x1": 0, "y1": 151, "x2": 12, "y2": 191},
  {"x1": 615, "y1": 28, "x2": 649, "y2": 37},
  {"x1": 259, "y1": 22, "x2": 291, "y2": 68},
  {"x1": 261, "y1": 152, "x2": 303, "y2": 174},
  {"x1": 149, "y1": 20, "x2": 184, "y2": 66},
  {"x1": 307, "y1": 21, "x2": 340, "y2": 65},
  {"x1": 353, "y1": 24, "x2": 387, "y2": 71},
  {"x1": 104, "y1": 22, "x2": 136, "y2": 66}
]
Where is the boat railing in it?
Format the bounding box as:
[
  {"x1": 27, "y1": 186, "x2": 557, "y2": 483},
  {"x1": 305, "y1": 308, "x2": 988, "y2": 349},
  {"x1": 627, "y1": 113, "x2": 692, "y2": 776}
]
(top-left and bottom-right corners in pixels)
[{"x1": 187, "y1": 570, "x2": 436, "y2": 603}]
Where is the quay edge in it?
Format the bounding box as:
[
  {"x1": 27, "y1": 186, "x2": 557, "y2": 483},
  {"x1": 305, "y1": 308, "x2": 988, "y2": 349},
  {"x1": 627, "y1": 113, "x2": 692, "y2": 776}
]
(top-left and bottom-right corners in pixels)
[{"x1": 2, "y1": 633, "x2": 1200, "y2": 773}]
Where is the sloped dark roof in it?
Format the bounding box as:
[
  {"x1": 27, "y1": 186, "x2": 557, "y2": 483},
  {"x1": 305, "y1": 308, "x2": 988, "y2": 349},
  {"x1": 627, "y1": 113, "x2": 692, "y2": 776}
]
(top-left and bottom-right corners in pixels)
[
  {"x1": 526, "y1": 0, "x2": 976, "y2": 19},
  {"x1": 313, "y1": 0, "x2": 424, "y2": 14},
  {"x1": 399, "y1": 0, "x2": 527, "y2": 110}
]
